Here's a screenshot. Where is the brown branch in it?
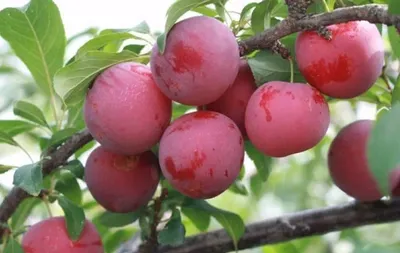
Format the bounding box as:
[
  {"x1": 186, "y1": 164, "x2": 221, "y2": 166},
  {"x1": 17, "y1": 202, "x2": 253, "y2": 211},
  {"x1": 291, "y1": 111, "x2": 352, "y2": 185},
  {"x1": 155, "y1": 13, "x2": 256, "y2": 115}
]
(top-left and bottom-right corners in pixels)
[
  {"x1": 144, "y1": 199, "x2": 400, "y2": 253},
  {"x1": 239, "y1": 4, "x2": 400, "y2": 56},
  {"x1": 0, "y1": 129, "x2": 93, "y2": 237}
]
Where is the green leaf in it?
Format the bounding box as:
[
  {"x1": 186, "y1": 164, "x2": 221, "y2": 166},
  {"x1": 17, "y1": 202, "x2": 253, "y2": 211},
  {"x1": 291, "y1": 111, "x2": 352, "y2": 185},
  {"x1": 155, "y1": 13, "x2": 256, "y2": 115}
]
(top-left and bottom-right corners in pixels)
[
  {"x1": 0, "y1": 164, "x2": 16, "y2": 174},
  {"x1": 0, "y1": 131, "x2": 19, "y2": 146},
  {"x1": 57, "y1": 195, "x2": 86, "y2": 241},
  {"x1": 66, "y1": 101, "x2": 86, "y2": 130},
  {"x1": 0, "y1": 0, "x2": 66, "y2": 95},
  {"x1": 239, "y1": 2, "x2": 257, "y2": 27},
  {"x1": 76, "y1": 32, "x2": 136, "y2": 58},
  {"x1": 392, "y1": 76, "x2": 400, "y2": 105},
  {"x1": 48, "y1": 128, "x2": 77, "y2": 147},
  {"x1": 13, "y1": 101, "x2": 49, "y2": 128},
  {"x1": 99, "y1": 210, "x2": 142, "y2": 228},
  {"x1": 13, "y1": 163, "x2": 43, "y2": 196},
  {"x1": 367, "y1": 103, "x2": 400, "y2": 196},
  {"x1": 181, "y1": 205, "x2": 211, "y2": 232},
  {"x1": 248, "y1": 50, "x2": 305, "y2": 86},
  {"x1": 182, "y1": 198, "x2": 245, "y2": 250},
  {"x1": 54, "y1": 50, "x2": 145, "y2": 109},
  {"x1": 158, "y1": 209, "x2": 186, "y2": 246},
  {"x1": 139, "y1": 215, "x2": 151, "y2": 240},
  {"x1": 245, "y1": 140, "x2": 273, "y2": 181},
  {"x1": 192, "y1": 6, "x2": 219, "y2": 17},
  {"x1": 10, "y1": 198, "x2": 41, "y2": 231},
  {"x1": 250, "y1": 174, "x2": 263, "y2": 197},
  {"x1": 55, "y1": 171, "x2": 82, "y2": 205},
  {"x1": 389, "y1": 0, "x2": 400, "y2": 15},
  {"x1": 123, "y1": 44, "x2": 146, "y2": 55},
  {"x1": 132, "y1": 21, "x2": 151, "y2": 34},
  {"x1": 229, "y1": 180, "x2": 249, "y2": 196},
  {"x1": 388, "y1": 26, "x2": 400, "y2": 59},
  {"x1": 4, "y1": 237, "x2": 24, "y2": 253},
  {"x1": 60, "y1": 160, "x2": 85, "y2": 180},
  {"x1": 103, "y1": 229, "x2": 136, "y2": 253},
  {"x1": 157, "y1": 0, "x2": 219, "y2": 53},
  {"x1": 0, "y1": 120, "x2": 37, "y2": 137},
  {"x1": 251, "y1": 0, "x2": 278, "y2": 33}
]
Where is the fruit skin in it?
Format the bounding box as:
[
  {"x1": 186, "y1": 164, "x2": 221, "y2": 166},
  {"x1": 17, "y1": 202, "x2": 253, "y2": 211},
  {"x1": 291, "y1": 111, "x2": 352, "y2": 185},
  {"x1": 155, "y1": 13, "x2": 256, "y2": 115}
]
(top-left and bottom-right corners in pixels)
[
  {"x1": 245, "y1": 81, "x2": 330, "y2": 157},
  {"x1": 295, "y1": 21, "x2": 384, "y2": 98},
  {"x1": 84, "y1": 62, "x2": 172, "y2": 155},
  {"x1": 150, "y1": 16, "x2": 240, "y2": 106},
  {"x1": 198, "y1": 60, "x2": 257, "y2": 136},
  {"x1": 328, "y1": 120, "x2": 400, "y2": 201},
  {"x1": 21, "y1": 217, "x2": 103, "y2": 253},
  {"x1": 158, "y1": 111, "x2": 245, "y2": 199},
  {"x1": 85, "y1": 146, "x2": 160, "y2": 213}
]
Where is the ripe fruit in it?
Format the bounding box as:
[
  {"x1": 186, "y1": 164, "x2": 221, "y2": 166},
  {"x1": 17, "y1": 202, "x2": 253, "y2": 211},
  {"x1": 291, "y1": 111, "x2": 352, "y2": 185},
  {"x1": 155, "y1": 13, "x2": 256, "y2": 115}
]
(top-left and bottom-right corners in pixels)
[
  {"x1": 150, "y1": 16, "x2": 240, "y2": 106},
  {"x1": 198, "y1": 59, "x2": 257, "y2": 136},
  {"x1": 21, "y1": 217, "x2": 103, "y2": 253},
  {"x1": 245, "y1": 81, "x2": 330, "y2": 157},
  {"x1": 85, "y1": 146, "x2": 160, "y2": 213},
  {"x1": 84, "y1": 62, "x2": 172, "y2": 155},
  {"x1": 158, "y1": 111, "x2": 244, "y2": 199},
  {"x1": 328, "y1": 120, "x2": 400, "y2": 201},
  {"x1": 295, "y1": 21, "x2": 384, "y2": 98}
]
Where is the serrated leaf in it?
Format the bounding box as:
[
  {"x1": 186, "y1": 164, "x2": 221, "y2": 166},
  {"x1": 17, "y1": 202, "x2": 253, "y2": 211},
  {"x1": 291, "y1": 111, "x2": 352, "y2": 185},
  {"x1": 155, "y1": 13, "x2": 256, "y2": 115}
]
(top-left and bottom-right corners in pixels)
[
  {"x1": 367, "y1": 103, "x2": 400, "y2": 196},
  {"x1": 0, "y1": 120, "x2": 37, "y2": 137},
  {"x1": 13, "y1": 163, "x2": 43, "y2": 196},
  {"x1": 0, "y1": 164, "x2": 16, "y2": 174},
  {"x1": 158, "y1": 209, "x2": 186, "y2": 246},
  {"x1": 181, "y1": 205, "x2": 210, "y2": 232},
  {"x1": 388, "y1": 26, "x2": 400, "y2": 59},
  {"x1": 157, "y1": 0, "x2": 219, "y2": 53},
  {"x1": 0, "y1": 0, "x2": 66, "y2": 95},
  {"x1": 55, "y1": 171, "x2": 82, "y2": 205},
  {"x1": 4, "y1": 237, "x2": 24, "y2": 253},
  {"x1": 48, "y1": 128, "x2": 78, "y2": 147},
  {"x1": 229, "y1": 180, "x2": 249, "y2": 196},
  {"x1": 54, "y1": 50, "x2": 145, "y2": 109},
  {"x1": 389, "y1": 0, "x2": 400, "y2": 15},
  {"x1": 245, "y1": 140, "x2": 273, "y2": 181},
  {"x1": 0, "y1": 131, "x2": 19, "y2": 146},
  {"x1": 248, "y1": 50, "x2": 305, "y2": 85},
  {"x1": 10, "y1": 198, "x2": 41, "y2": 230},
  {"x1": 13, "y1": 101, "x2": 49, "y2": 128},
  {"x1": 76, "y1": 32, "x2": 136, "y2": 58},
  {"x1": 182, "y1": 198, "x2": 245, "y2": 250},
  {"x1": 99, "y1": 209, "x2": 142, "y2": 228},
  {"x1": 61, "y1": 160, "x2": 85, "y2": 179},
  {"x1": 57, "y1": 195, "x2": 86, "y2": 241}
]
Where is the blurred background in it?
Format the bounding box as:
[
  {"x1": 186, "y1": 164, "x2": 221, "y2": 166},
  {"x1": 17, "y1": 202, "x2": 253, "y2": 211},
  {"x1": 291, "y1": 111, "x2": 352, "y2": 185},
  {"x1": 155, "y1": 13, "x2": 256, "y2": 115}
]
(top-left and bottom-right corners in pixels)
[{"x1": 0, "y1": 0, "x2": 399, "y2": 253}]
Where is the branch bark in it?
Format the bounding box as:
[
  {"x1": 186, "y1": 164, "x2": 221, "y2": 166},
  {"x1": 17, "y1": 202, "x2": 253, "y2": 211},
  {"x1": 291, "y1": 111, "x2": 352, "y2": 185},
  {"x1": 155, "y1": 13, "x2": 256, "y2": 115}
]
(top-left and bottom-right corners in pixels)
[
  {"x1": 150, "y1": 199, "x2": 400, "y2": 253},
  {"x1": 0, "y1": 130, "x2": 93, "y2": 236}
]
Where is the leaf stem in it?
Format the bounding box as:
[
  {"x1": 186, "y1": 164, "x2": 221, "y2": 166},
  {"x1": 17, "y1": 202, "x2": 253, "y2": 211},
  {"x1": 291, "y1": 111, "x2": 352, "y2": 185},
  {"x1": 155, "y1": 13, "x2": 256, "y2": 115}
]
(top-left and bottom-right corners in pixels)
[
  {"x1": 321, "y1": 0, "x2": 331, "y2": 12},
  {"x1": 289, "y1": 58, "x2": 294, "y2": 83},
  {"x1": 43, "y1": 199, "x2": 53, "y2": 218},
  {"x1": 17, "y1": 144, "x2": 34, "y2": 163}
]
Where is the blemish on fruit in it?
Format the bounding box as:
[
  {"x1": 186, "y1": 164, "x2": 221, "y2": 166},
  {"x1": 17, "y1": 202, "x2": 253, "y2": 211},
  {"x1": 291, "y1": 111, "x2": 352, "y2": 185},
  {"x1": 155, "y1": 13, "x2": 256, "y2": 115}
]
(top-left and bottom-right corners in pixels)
[
  {"x1": 209, "y1": 168, "x2": 214, "y2": 178},
  {"x1": 285, "y1": 91, "x2": 295, "y2": 100},
  {"x1": 168, "y1": 123, "x2": 191, "y2": 135},
  {"x1": 193, "y1": 111, "x2": 219, "y2": 119},
  {"x1": 259, "y1": 86, "x2": 280, "y2": 122},
  {"x1": 190, "y1": 151, "x2": 206, "y2": 169},
  {"x1": 165, "y1": 156, "x2": 195, "y2": 180},
  {"x1": 239, "y1": 136, "x2": 243, "y2": 145},
  {"x1": 312, "y1": 89, "x2": 326, "y2": 105},
  {"x1": 113, "y1": 155, "x2": 139, "y2": 171},
  {"x1": 154, "y1": 64, "x2": 162, "y2": 77},
  {"x1": 224, "y1": 170, "x2": 229, "y2": 177},
  {"x1": 228, "y1": 123, "x2": 235, "y2": 129},
  {"x1": 154, "y1": 114, "x2": 159, "y2": 120},
  {"x1": 171, "y1": 40, "x2": 204, "y2": 73}
]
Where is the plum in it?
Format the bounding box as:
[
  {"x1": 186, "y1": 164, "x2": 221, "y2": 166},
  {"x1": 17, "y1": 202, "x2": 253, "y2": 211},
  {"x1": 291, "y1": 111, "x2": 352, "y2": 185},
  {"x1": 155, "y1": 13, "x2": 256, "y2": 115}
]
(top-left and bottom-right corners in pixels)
[
  {"x1": 295, "y1": 21, "x2": 384, "y2": 98},
  {"x1": 198, "y1": 59, "x2": 257, "y2": 136},
  {"x1": 84, "y1": 62, "x2": 172, "y2": 155},
  {"x1": 328, "y1": 120, "x2": 400, "y2": 201},
  {"x1": 150, "y1": 16, "x2": 240, "y2": 106},
  {"x1": 21, "y1": 217, "x2": 103, "y2": 253},
  {"x1": 158, "y1": 111, "x2": 244, "y2": 199},
  {"x1": 85, "y1": 146, "x2": 160, "y2": 213},
  {"x1": 245, "y1": 81, "x2": 330, "y2": 157}
]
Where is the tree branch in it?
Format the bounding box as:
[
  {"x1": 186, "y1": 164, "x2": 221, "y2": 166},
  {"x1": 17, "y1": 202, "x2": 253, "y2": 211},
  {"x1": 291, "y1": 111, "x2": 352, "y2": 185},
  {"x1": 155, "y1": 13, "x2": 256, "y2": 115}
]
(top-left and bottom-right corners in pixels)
[
  {"x1": 239, "y1": 4, "x2": 400, "y2": 56},
  {"x1": 146, "y1": 199, "x2": 400, "y2": 253},
  {"x1": 0, "y1": 129, "x2": 93, "y2": 237}
]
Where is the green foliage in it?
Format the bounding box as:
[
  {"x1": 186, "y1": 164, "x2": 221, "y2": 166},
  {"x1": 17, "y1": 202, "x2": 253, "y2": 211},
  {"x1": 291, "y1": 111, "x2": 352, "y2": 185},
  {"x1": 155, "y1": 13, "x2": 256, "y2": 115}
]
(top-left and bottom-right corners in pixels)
[
  {"x1": 99, "y1": 210, "x2": 143, "y2": 228},
  {"x1": 13, "y1": 101, "x2": 50, "y2": 130},
  {"x1": 57, "y1": 195, "x2": 86, "y2": 241},
  {"x1": 158, "y1": 209, "x2": 186, "y2": 246},
  {"x1": 245, "y1": 140, "x2": 273, "y2": 182},
  {"x1": 4, "y1": 237, "x2": 24, "y2": 253},
  {"x1": 13, "y1": 163, "x2": 43, "y2": 196}
]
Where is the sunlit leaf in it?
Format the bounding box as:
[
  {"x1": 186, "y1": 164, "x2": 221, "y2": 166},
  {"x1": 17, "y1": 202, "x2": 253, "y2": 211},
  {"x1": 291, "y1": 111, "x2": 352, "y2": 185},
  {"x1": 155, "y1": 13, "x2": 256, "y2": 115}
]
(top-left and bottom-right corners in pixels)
[
  {"x1": 13, "y1": 163, "x2": 43, "y2": 196},
  {"x1": 13, "y1": 101, "x2": 49, "y2": 128}
]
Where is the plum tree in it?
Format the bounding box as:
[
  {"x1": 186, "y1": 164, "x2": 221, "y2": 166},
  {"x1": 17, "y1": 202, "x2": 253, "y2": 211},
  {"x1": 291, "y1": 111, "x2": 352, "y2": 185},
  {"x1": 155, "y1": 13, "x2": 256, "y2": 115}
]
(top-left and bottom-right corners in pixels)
[
  {"x1": 150, "y1": 16, "x2": 240, "y2": 106},
  {"x1": 158, "y1": 111, "x2": 245, "y2": 199},
  {"x1": 198, "y1": 59, "x2": 257, "y2": 137},
  {"x1": 245, "y1": 81, "x2": 330, "y2": 157},
  {"x1": 295, "y1": 21, "x2": 385, "y2": 98},
  {"x1": 21, "y1": 217, "x2": 103, "y2": 253},
  {"x1": 84, "y1": 146, "x2": 160, "y2": 213},
  {"x1": 328, "y1": 120, "x2": 400, "y2": 201},
  {"x1": 84, "y1": 62, "x2": 172, "y2": 155}
]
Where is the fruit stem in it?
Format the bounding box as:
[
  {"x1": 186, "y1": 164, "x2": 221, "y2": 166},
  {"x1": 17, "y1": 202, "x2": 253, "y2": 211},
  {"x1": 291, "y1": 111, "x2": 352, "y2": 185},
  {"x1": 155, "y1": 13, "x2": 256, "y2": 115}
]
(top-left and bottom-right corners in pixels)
[
  {"x1": 321, "y1": 0, "x2": 331, "y2": 12},
  {"x1": 289, "y1": 57, "x2": 294, "y2": 83}
]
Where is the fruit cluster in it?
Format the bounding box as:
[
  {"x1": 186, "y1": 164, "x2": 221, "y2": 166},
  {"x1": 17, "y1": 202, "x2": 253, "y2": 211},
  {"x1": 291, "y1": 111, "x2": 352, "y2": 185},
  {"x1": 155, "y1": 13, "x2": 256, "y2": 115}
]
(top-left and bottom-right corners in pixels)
[{"x1": 20, "y1": 15, "x2": 397, "y2": 253}]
